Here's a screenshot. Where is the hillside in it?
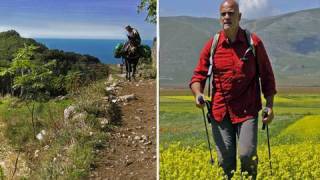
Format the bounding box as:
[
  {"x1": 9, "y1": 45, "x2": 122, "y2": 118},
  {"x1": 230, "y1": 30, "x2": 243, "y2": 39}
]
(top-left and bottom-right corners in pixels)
[
  {"x1": 0, "y1": 30, "x2": 108, "y2": 96},
  {"x1": 0, "y1": 30, "x2": 101, "y2": 64},
  {"x1": 160, "y1": 8, "x2": 320, "y2": 87}
]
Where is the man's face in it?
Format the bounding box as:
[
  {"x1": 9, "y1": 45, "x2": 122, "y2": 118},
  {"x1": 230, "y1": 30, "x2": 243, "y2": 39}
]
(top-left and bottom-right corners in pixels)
[{"x1": 219, "y1": 2, "x2": 241, "y2": 32}]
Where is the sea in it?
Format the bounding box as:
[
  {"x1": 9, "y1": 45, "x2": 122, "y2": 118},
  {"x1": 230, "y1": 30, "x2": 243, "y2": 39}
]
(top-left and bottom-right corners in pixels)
[{"x1": 35, "y1": 39, "x2": 153, "y2": 64}]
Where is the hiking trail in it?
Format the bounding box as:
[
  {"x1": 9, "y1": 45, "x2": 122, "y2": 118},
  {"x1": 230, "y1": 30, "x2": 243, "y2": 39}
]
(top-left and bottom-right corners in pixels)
[{"x1": 90, "y1": 77, "x2": 156, "y2": 180}]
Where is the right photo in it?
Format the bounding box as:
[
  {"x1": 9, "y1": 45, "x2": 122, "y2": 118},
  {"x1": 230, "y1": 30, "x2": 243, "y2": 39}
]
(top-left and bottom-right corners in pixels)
[{"x1": 159, "y1": 0, "x2": 320, "y2": 179}]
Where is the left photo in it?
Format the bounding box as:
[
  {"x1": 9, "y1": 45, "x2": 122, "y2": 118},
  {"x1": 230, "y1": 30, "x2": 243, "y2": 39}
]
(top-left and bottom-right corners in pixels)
[{"x1": 0, "y1": 0, "x2": 157, "y2": 179}]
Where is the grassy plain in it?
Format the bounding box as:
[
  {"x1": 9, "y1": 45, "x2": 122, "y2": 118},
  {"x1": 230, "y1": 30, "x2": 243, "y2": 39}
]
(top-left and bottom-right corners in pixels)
[{"x1": 160, "y1": 88, "x2": 320, "y2": 179}]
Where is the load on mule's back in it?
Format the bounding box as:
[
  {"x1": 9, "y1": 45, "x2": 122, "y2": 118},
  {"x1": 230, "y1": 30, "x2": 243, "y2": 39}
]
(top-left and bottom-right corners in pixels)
[{"x1": 113, "y1": 25, "x2": 151, "y2": 81}]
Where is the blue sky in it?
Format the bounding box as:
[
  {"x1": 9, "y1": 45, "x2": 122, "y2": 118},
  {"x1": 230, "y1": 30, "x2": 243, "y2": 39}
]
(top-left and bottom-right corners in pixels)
[
  {"x1": 160, "y1": 0, "x2": 320, "y2": 19},
  {"x1": 0, "y1": 0, "x2": 156, "y2": 39}
]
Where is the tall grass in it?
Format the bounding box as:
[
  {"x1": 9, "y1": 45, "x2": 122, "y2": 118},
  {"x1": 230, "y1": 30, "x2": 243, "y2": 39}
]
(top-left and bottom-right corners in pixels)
[
  {"x1": 0, "y1": 79, "x2": 119, "y2": 179},
  {"x1": 0, "y1": 166, "x2": 4, "y2": 180}
]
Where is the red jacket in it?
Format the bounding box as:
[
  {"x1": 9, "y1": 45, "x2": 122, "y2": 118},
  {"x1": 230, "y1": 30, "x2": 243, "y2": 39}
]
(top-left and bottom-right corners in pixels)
[{"x1": 190, "y1": 28, "x2": 277, "y2": 124}]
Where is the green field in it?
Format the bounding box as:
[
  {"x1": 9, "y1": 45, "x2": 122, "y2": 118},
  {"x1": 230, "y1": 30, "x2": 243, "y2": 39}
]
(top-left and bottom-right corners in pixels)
[{"x1": 160, "y1": 91, "x2": 320, "y2": 179}]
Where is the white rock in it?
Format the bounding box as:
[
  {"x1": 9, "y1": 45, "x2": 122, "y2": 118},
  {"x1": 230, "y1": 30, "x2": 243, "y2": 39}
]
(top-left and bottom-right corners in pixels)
[
  {"x1": 141, "y1": 135, "x2": 147, "y2": 141},
  {"x1": 72, "y1": 112, "x2": 88, "y2": 121},
  {"x1": 102, "y1": 96, "x2": 109, "y2": 101},
  {"x1": 134, "y1": 136, "x2": 141, "y2": 140},
  {"x1": 56, "y1": 95, "x2": 67, "y2": 100},
  {"x1": 36, "y1": 129, "x2": 47, "y2": 141},
  {"x1": 136, "y1": 108, "x2": 144, "y2": 113},
  {"x1": 144, "y1": 141, "x2": 152, "y2": 145},
  {"x1": 105, "y1": 86, "x2": 117, "y2": 93},
  {"x1": 134, "y1": 116, "x2": 141, "y2": 121},
  {"x1": 41, "y1": 130, "x2": 46, "y2": 135},
  {"x1": 64, "y1": 105, "x2": 76, "y2": 120},
  {"x1": 34, "y1": 150, "x2": 40, "y2": 158},
  {"x1": 119, "y1": 94, "x2": 136, "y2": 102},
  {"x1": 36, "y1": 133, "x2": 43, "y2": 141},
  {"x1": 100, "y1": 118, "x2": 109, "y2": 125},
  {"x1": 108, "y1": 74, "x2": 113, "y2": 81}
]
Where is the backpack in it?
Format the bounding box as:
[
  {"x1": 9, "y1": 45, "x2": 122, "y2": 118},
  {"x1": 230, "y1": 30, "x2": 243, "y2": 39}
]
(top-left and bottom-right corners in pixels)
[
  {"x1": 206, "y1": 29, "x2": 258, "y2": 97},
  {"x1": 114, "y1": 43, "x2": 124, "y2": 58}
]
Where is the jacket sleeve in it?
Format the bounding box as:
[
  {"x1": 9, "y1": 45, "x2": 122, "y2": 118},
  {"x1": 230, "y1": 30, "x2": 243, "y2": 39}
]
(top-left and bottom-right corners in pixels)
[
  {"x1": 253, "y1": 34, "x2": 277, "y2": 98},
  {"x1": 189, "y1": 38, "x2": 213, "y2": 90}
]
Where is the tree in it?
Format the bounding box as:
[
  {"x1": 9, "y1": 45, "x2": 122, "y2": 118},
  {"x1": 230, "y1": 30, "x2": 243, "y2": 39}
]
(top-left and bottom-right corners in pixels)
[
  {"x1": 138, "y1": 0, "x2": 157, "y2": 24},
  {"x1": 9, "y1": 44, "x2": 56, "y2": 138}
]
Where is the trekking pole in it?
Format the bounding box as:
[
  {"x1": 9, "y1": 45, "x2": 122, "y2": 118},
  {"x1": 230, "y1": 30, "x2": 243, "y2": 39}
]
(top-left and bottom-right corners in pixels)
[
  {"x1": 262, "y1": 109, "x2": 272, "y2": 175},
  {"x1": 198, "y1": 96, "x2": 214, "y2": 165}
]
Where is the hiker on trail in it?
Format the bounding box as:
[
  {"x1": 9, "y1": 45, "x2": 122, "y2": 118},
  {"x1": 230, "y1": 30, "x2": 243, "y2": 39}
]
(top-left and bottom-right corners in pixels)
[
  {"x1": 190, "y1": 0, "x2": 276, "y2": 179},
  {"x1": 124, "y1": 25, "x2": 141, "y2": 54}
]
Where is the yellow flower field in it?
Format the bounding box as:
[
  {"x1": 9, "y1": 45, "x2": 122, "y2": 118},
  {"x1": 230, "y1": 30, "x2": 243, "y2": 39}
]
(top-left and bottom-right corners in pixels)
[
  {"x1": 160, "y1": 142, "x2": 320, "y2": 179},
  {"x1": 278, "y1": 115, "x2": 320, "y2": 140},
  {"x1": 160, "y1": 93, "x2": 320, "y2": 179}
]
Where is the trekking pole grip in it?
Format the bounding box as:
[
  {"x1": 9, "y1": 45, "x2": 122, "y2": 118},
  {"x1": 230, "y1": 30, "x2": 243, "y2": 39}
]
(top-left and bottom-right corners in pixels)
[
  {"x1": 198, "y1": 95, "x2": 205, "y2": 105},
  {"x1": 262, "y1": 108, "x2": 268, "y2": 130}
]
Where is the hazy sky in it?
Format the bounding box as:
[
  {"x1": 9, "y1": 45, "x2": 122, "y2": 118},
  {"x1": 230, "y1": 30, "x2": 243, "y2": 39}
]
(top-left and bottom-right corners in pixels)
[
  {"x1": 0, "y1": 0, "x2": 156, "y2": 39},
  {"x1": 160, "y1": 0, "x2": 320, "y2": 19}
]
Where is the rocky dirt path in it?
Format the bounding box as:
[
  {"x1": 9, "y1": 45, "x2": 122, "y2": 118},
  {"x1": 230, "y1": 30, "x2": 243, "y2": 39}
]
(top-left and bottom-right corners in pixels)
[{"x1": 90, "y1": 79, "x2": 156, "y2": 180}]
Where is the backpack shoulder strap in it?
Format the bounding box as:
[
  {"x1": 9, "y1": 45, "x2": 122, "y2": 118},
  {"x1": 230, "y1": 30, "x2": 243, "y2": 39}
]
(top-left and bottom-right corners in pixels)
[
  {"x1": 206, "y1": 32, "x2": 220, "y2": 97},
  {"x1": 207, "y1": 33, "x2": 220, "y2": 77},
  {"x1": 244, "y1": 29, "x2": 263, "y2": 98},
  {"x1": 244, "y1": 29, "x2": 256, "y2": 57}
]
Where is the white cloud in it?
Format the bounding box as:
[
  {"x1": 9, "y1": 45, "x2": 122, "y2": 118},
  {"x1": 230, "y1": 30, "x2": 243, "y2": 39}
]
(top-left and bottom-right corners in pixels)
[
  {"x1": 239, "y1": 0, "x2": 276, "y2": 19},
  {"x1": 0, "y1": 21, "x2": 155, "y2": 39},
  {"x1": 1, "y1": 23, "x2": 124, "y2": 39},
  {"x1": 0, "y1": 25, "x2": 15, "y2": 32}
]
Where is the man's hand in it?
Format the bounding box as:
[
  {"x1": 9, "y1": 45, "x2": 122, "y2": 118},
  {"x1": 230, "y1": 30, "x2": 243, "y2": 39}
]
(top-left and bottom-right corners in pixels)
[
  {"x1": 195, "y1": 94, "x2": 205, "y2": 108},
  {"x1": 262, "y1": 107, "x2": 274, "y2": 125}
]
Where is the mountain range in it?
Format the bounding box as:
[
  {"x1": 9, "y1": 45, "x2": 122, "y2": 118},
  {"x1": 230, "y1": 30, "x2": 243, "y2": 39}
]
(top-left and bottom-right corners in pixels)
[{"x1": 160, "y1": 8, "x2": 320, "y2": 88}]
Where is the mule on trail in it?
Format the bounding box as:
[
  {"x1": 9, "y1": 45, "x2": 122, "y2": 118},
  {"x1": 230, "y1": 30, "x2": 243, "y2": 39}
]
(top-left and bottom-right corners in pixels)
[
  {"x1": 122, "y1": 42, "x2": 140, "y2": 81},
  {"x1": 114, "y1": 42, "x2": 151, "y2": 81}
]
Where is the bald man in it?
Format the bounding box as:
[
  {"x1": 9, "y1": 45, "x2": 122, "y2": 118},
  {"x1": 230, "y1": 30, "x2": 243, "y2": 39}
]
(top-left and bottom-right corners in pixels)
[{"x1": 190, "y1": 0, "x2": 276, "y2": 179}]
